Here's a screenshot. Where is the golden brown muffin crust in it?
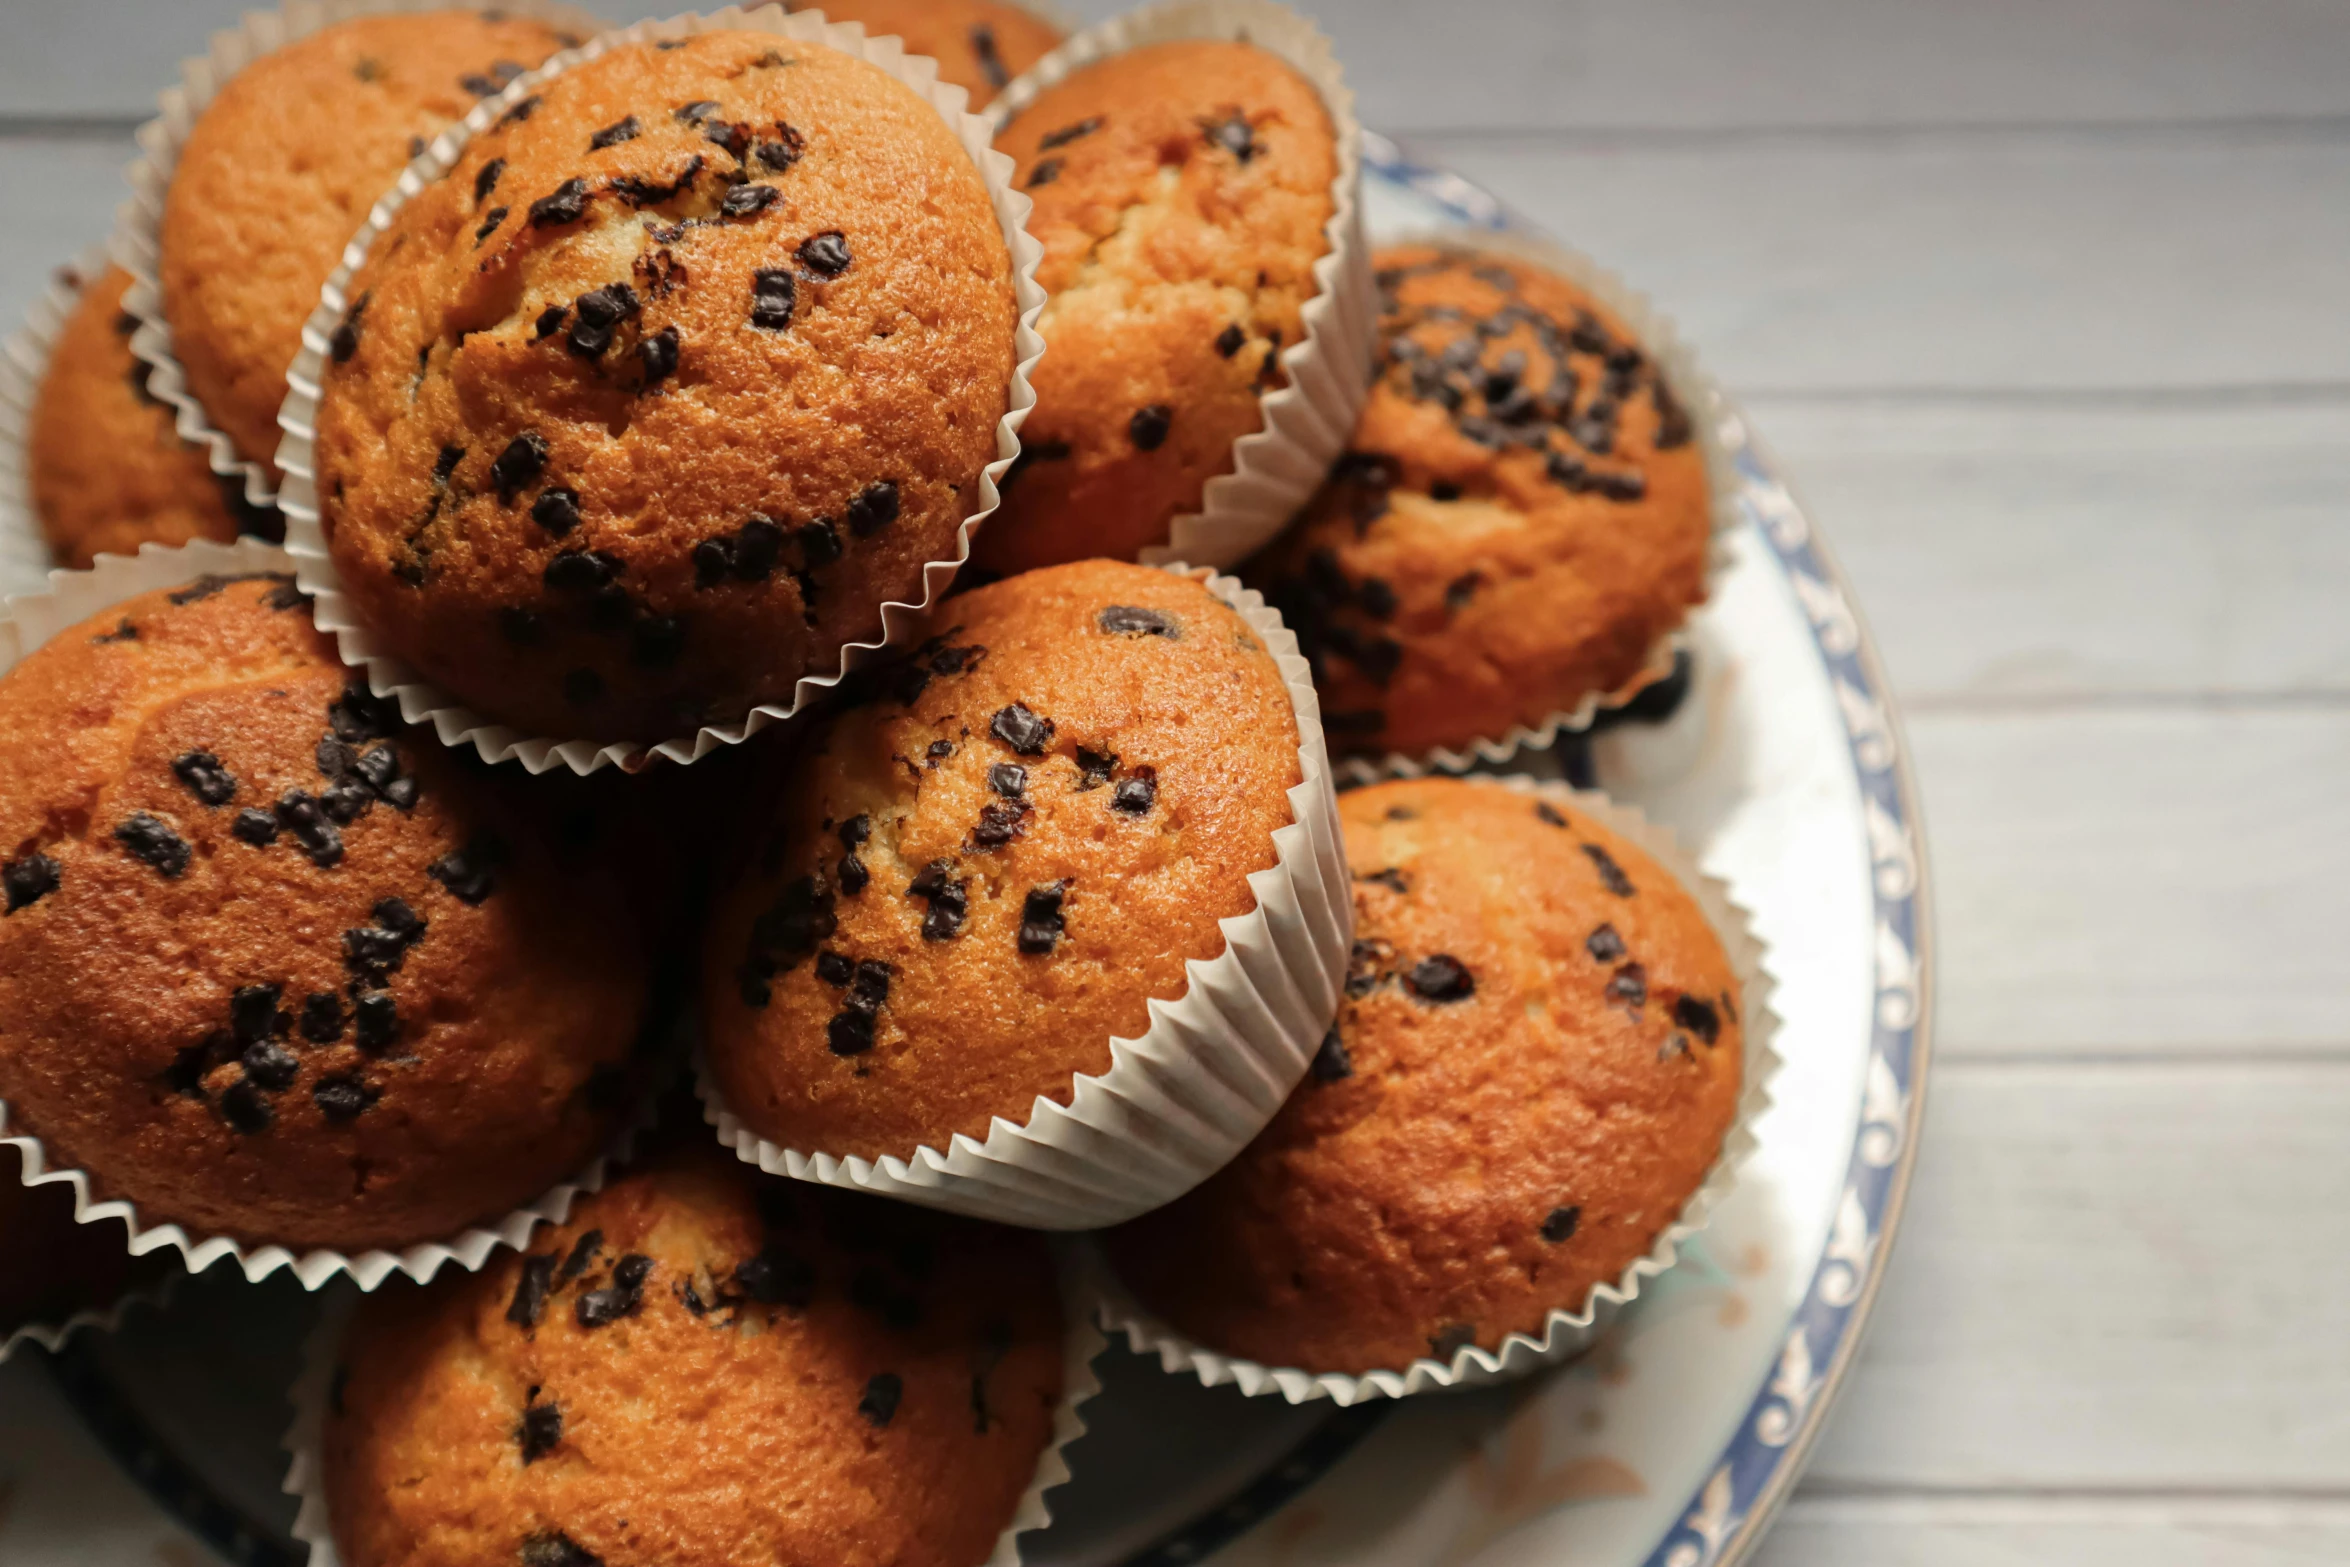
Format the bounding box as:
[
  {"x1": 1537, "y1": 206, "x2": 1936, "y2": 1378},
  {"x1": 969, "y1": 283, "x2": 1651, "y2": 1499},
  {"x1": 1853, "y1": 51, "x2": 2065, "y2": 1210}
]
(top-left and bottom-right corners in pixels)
[
  {"x1": 313, "y1": 30, "x2": 1018, "y2": 742},
  {"x1": 326, "y1": 1148, "x2": 1065, "y2": 1567},
  {"x1": 703, "y1": 560, "x2": 1301, "y2": 1161},
  {"x1": 0, "y1": 577, "x2": 651, "y2": 1250},
  {"x1": 980, "y1": 40, "x2": 1337, "y2": 572},
  {"x1": 1106, "y1": 778, "x2": 1743, "y2": 1373},
  {"x1": 1251, "y1": 245, "x2": 1711, "y2": 758},
  {"x1": 160, "y1": 11, "x2": 576, "y2": 469},
  {"x1": 29, "y1": 265, "x2": 261, "y2": 568},
  {"x1": 805, "y1": 0, "x2": 1062, "y2": 107}
]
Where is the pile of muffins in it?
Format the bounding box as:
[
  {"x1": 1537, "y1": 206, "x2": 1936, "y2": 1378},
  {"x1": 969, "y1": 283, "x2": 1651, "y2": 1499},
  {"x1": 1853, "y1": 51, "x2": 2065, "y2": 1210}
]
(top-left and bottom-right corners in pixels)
[{"x1": 0, "y1": 0, "x2": 1763, "y2": 1560}]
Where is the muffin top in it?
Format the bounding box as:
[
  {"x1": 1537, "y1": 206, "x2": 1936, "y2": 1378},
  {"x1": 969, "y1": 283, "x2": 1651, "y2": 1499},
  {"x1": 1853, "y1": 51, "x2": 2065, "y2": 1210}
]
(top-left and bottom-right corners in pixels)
[
  {"x1": 159, "y1": 10, "x2": 577, "y2": 469},
  {"x1": 1106, "y1": 777, "x2": 1744, "y2": 1374},
  {"x1": 312, "y1": 29, "x2": 1020, "y2": 743},
  {"x1": 325, "y1": 1146, "x2": 1065, "y2": 1567},
  {"x1": 29, "y1": 265, "x2": 267, "y2": 568},
  {"x1": 809, "y1": 0, "x2": 1063, "y2": 107},
  {"x1": 0, "y1": 575, "x2": 652, "y2": 1251},
  {"x1": 1252, "y1": 245, "x2": 1712, "y2": 759},
  {"x1": 980, "y1": 40, "x2": 1337, "y2": 573},
  {"x1": 0, "y1": 1146, "x2": 166, "y2": 1337},
  {"x1": 703, "y1": 559, "x2": 1302, "y2": 1161}
]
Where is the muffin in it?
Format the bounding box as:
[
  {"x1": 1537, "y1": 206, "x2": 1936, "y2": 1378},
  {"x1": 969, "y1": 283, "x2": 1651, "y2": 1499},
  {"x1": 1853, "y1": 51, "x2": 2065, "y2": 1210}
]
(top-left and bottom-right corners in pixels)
[
  {"x1": 28, "y1": 264, "x2": 269, "y2": 568},
  {"x1": 310, "y1": 29, "x2": 1020, "y2": 742},
  {"x1": 157, "y1": 10, "x2": 576, "y2": 470},
  {"x1": 0, "y1": 1146, "x2": 168, "y2": 1342},
  {"x1": 0, "y1": 573, "x2": 654, "y2": 1252},
  {"x1": 321, "y1": 1146, "x2": 1067, "y2": 1567},
  {"x1": 979, "y1": 39, "x2": 1338, "y2": 572},
  {"x1": 804, "y1": 0, "x2": 1062, "y2": 107},
  {"x1": 704, "y1": 559, "x2": 1301, "y2": 1162},
  {"x1": 1105, "y1": 777, "x2": 1745, "y2": 1374},
  {"x1": 1252, "y1": 244, "x2": 1712, "y2": 759}
]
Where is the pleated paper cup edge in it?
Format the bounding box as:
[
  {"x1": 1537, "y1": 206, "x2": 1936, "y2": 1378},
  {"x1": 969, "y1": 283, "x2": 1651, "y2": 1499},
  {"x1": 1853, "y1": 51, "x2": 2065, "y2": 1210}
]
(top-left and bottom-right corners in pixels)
[
  {"x1": 1326, "y1": 226, "x2": 1741, "y2": 781},
  {"x1": 1090, "y1": 775, "x2": 1782, "y2": 1405},
  {"x1": 282, "y1": 1235, "x2": 1108, "y2": 1566},
  {"x1": 697, "y1": 560, "x2": 1352, "y2": 1230},
  {"x1": 270, "y1": 5, "x2": 1048, "y2": 775},
  {"x1": 0, "y1": 1261, "x2": 178, "y2": 1368},
  {"x1": 110, "y1": 0, "x2": 607, "y2": 513},
  {"x1": 0, "y1": 243, "x2": 113, "y2": 596},
  {"x1": 989, "y1": 0, "x2": 1375, "y2": 571}
]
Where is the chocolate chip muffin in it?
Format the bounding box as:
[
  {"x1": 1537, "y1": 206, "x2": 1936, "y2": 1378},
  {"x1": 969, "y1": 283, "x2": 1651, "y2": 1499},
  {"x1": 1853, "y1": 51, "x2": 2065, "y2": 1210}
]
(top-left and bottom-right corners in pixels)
[
  {"x1": 310, "y1": 29, "x2": 1020, "y2": 743},
  {"x1": 0, "y1": 573, "x2": 654, "y2": 1252},
  {"x1": 1105, "y1": 777, "x2": 1745, "y2": 1374},
  {"x1": 158, "y1": 10, "x2": 576, "y2": 470},
  {"x1": 806, "y1": 0, "x2": 1063, "y2": 107},
  {"x1": 28, "y1": 264, "x2": 267, "y2": 568},
  {"x1": 978, "y1": 40, "x2": 1338, "y2": 573},
  {"x1": 0, "y1": 1146, "x2": 168, "y2": 1342},
  {"x1": 1252, "y1": 244, "x2": 1713, "y2": 759},
  {"x1": 322, "y1": 1146, "x2": 1067, "y2": 1567},
  {"x1": 703, "y1": 559, "x2": 1301, "y2": 1162}
]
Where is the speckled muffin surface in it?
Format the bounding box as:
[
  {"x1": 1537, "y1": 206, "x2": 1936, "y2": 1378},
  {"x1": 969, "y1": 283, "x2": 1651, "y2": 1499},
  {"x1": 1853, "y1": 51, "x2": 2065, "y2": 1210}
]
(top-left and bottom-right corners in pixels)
[
  {"x1": 0, "y1": 576, "x2": 652, "y2": 1251},
  {"x1": 159, "y1": 10, "x2": 576, "y2": 470},
  {"x1": 1251, "y1": 245, "x2": 1711, "y2": 759},
  {"x1": 979, "y1": 40, "x2": 1337, "y2": 573},
  {"x1": 324, "y1": 1147, "x2": 1065, "y2": 1567},
  {"x1": 29, "y1": 265, "x2": 265, "y2": 568},
  {"x1": 312, "y1": 29, "x2": 1019, "y2": 743},
  {"x1": 803, "y1": 0, "x2": 1062, "y2": 107},
  {"x1": 1105, "y1": 777, "x2": 1743, "y2": 1374},
  {"x1": 703, "y1": 559, "x2": 1301, "y2": 1162}
]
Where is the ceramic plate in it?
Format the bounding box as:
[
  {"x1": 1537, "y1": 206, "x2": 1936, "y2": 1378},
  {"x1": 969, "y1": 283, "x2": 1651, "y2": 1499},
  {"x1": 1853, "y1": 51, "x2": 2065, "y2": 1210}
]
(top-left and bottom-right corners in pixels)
[{"x1": 33, "y1": 135, "x2": 1932, "y2": 1567}]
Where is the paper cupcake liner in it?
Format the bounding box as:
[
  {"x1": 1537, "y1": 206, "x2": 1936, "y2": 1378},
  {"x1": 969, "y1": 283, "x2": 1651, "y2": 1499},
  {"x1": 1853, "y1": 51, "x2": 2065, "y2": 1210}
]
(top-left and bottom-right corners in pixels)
[
  {"x1": 0, "y1": 245, "x2": 111, "y2": 597},
  {"x1": 282, "y1": 1244, "x2": 1107, "y2": 1566},
  {"x1": 1089, "y1": 775, "x2": 1780, "y2": 1405},
  {"x1": 1328, "y1": 228, "x2": 1742, "y2": 784},
  {"x1": 109, "y1": 0, "x2": 606, "y2": 513},
  {"x1": 0, "y1": 1255, "x2": 177, "y2": 1368},
  {"x1": 269, "y1": 5, "x2": 1050, "y2": 775},
  {"x1": 985, "y1": 0, "x2": 1376, "y2": 571},
  {"x1": 699, "y1": 561, "x2": 1353, "y2": 1230},
  {"x1": 0, "y1": 536, "x2": 668, "y2": 1288}
]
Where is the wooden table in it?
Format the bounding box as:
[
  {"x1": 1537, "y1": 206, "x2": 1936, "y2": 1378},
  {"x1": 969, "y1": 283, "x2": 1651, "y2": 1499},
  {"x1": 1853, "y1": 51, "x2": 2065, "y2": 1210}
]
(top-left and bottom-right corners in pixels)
[{"x1": 2, "y1": 2, "x2": 2346, "y2": 1562}]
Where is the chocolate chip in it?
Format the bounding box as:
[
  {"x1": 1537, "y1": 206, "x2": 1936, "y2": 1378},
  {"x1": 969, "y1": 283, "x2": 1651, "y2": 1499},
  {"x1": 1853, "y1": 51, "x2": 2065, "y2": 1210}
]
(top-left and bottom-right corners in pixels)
[
  {"x1": 219, "y1": 1079, "x2": 273, "y2": 1134},
  {"x1": 240, "y1": 1038, "x2": 298, "y2": 1092},
  {"x1": 474, "y1": 158, "x2": 505, "y2": 203},
  {"x1": 1111, "y1": 768, "x2": 1157, "y2": 815},
  {"x1": 567, "y1": 282, "x2": 640, "y2": 356},
  {"x1": 827, "y1": 1005, "x2": 877, "y2": 1056},
  {"x1": 528, "y1": 178, "x2": 590, "y2": 227},
  {"x1": 1673, "y1": 995, "x2": 1722, "y2": 1046},
  {"x1": 970, "y1": 22, "x2": 1009, "y2": 89},
  {"x1": 816, "y1": 950, "x2": 854, "y2": 987},
  {"x1": 734, "y1": 1244, "x2": 815, "y2": 1306},
  {"x1": 1535, "y1": 801, "x2": 1569, "y2": 828},
  {"x1": 858, "y1": 1372, "x2": 902, "y2": 1427},
  {"x1": 1430, "y1": 479, "x2": 1463, "y2": 501},
  {"x1": 989, "y1": 763, "x2": 1026, "y2": 796},
  {"x1": 720, "y1": 183, "x2": 779, "y2": 218},
  {"x1": 1582, "y1": 844, "x2": 1635, "y2": 897},
  {"x1": 971, "y1": 800, "x2": 1029, "y2": 849},
  {"x1": 736, "y1": 516, "x2": 784, "y2": 579},
  {"x1": 328, "y1": 687, "x2": 397, "y2": 745},
  {"x1": 749, "y1": 267, "x2": 796, "y2": 330},
  {"x1": 1203, "y1": 111, "x2": 1258, "y2": 162},
  {"x1": 230, "y1": 983, "x2": 284, "y2": 1046},
  {"x1": 926, "y1": 740, "x2": 954, "y2": 765},
  {"x1": 1017, "y1": 879, "x2": 1067, "y2": 955},
  {"x1": 329, "y1": 292, "x2": 370, "y2": 363},
  {"x1": 1606, "y1": 962, "x2": 1648, "y2": 1010},
  {"x1": 1215, "y1": 322, "x2": 1247, "y2": 358},
  {"x1": 499, "y1": 607, "x2": 544, "y2": 646},
  {"x1": 1310, "y1": 1026, "x2": 1352, "y2": 1081},
  {"x1": 1039, "y1": 117, "x2": 1102, "y2": 151},
  {"x1": 575, "y1": 1254, "x2": 652, "y2": 1327},
  {"x1": 590, "y1": 115, "x2": 640, "y2": 151},
  {"x1": 1429, "y1": 1323, "x2": 1475, "y2": 1360},
  {"x1": 353, "y1": 992, "x2": 398, "y2": 1051},
  {"x1": 114, "y1": 813, "x2": 190, "y2": 877},
  {"x1": 490, "y1": 432, "x2": 549, "y2": 504},
  {"x1": 559, "y1": 1230, "x2": 603, "y2": 1282},
  {"x1": 314, "y1": 1071, "x2": 379, "y2": 1122},
  {"x1": 231, "y1": 809, "x2": 279, "y2": 848},
  {"x1": 797, "y1": 231, "x2": 851, "y2": 277},
  {"x1": 1026, "y1": 158, "x2": 1063, "y2": 188},
  {"x1": 429, "y1": 838, "x2": 504, "y2": 904},
  {"x1": 1128, "y1": 404, "x2": 1172, "y2": 451},
  {"x1": 300, "y1": 991, "x2": 346, "y2": 1043},
  {"x1": 1586, "y1": 924, "x2": 1625, "y2": 963},
  {"x1": 1358, "y1": 867, "x2": 1408, "y2": 894},
  {"x1": 519, "y1": 1533, "x2": 599, "y2": 1567},
  {"x1": 846, "y1": 480, "x2": 898, "y2": 536},
  {"x1": 637, "y1": 324, "x2": 680, "y2": 386},
  {"x1": 544, "y1": 549, "x2": 619, "y2": 592},
  {"x1": 518, "y1": 1399, "x2": 562, "y2": 1462},
  {"x1": 907, "y1": 859, "x2": 967, "y2": 941},
  {"x1": 171, "y1": 751, "x2": 237, "y2": 807},
  {"x1": 1098, "y1": 604, "x2": 1178, "y2": 638},
  {"x1": 497, "y1": 488, "x2": 570, "y2": 549},
  {"x1": 474, "y1": 207, "x2": 509, "y2": 245},
  {"x1": 1403, "y1": 954, "x2": 1474, "y2": 1003},
  {"x1": 507, "y1": 1254, "x2": 557, "y2": 1330},
  {"x1": 534, "y1": 304, "x2": 567, "y2": 339},
  {"x1": 1540, "y1": 1205, "x2": 1581, "y2": 1243},
  {"x1": 674, "y1": 100, "x2": 720, "y2": 125},
  {"x1": 1357, "y1": 578, "x2": 1399, "y2": 621},
  {"x1": 501, "y1": 95, "x2": 542, "y2": 127},
  {"x1": 91, "y1": 618, "x2": 138, "y2": 644},
  {"x1": 755, "y1": 124, "x2": 805, "y2": 171},
  {"x1": 631, "y1": 615, "x2": 684, "y2": 668},
  {"x1": 1074, "y1": 746, "x2": 1116, "y2": 791},
  {"x1": 989, "y1": 704, "x2": 1052, "y2": 756},
  {"x1": 564, "y1": 669, "x2": 604, "y2": 706},
  {"x1": 316, "y1": 736, "x2": 356, "y2": 779}
]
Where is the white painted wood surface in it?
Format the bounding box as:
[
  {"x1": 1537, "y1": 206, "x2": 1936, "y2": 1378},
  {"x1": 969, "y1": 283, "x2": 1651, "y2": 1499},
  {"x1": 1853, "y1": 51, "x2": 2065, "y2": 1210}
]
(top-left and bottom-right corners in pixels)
[{"x1": 1, "y1": 0, "x2": 2346, "y2": 1561}]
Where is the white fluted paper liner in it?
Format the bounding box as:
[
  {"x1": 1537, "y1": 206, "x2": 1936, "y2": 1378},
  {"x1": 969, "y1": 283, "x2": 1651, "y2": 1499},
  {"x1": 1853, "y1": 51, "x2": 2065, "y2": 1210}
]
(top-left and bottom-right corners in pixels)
[
  {"x1": 269, "y1": 7, "x2": 1049, "y2": 775},
  {"x1": 986, "y1": 0, "x2": 1375, "y2": 571},
  {"x1": 109, "y1": 0, "x2": 605, "y2": 512},
  {"x1": 1088, "y1": 776, "x2": 1779, "y2": 1405},
  {"x1": 1330, "y1": 228, "x2": 1742, "y2": 784},
  {"x1": 0, "y1": 536, "x2": 665, "y2": 1288},
  {"x1": 283, "y1": 1246, "x2": 1107, "y2": 1566},
  {"x1": 0, "y1": 1253, "x2": 176, "y2": 1367},
  {"x1": 0, "y1": 245, "x2": 111, "y2": 596},
  {"x1": 700, "y1": 561, "x2": 1353, "y2": 1230}
]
